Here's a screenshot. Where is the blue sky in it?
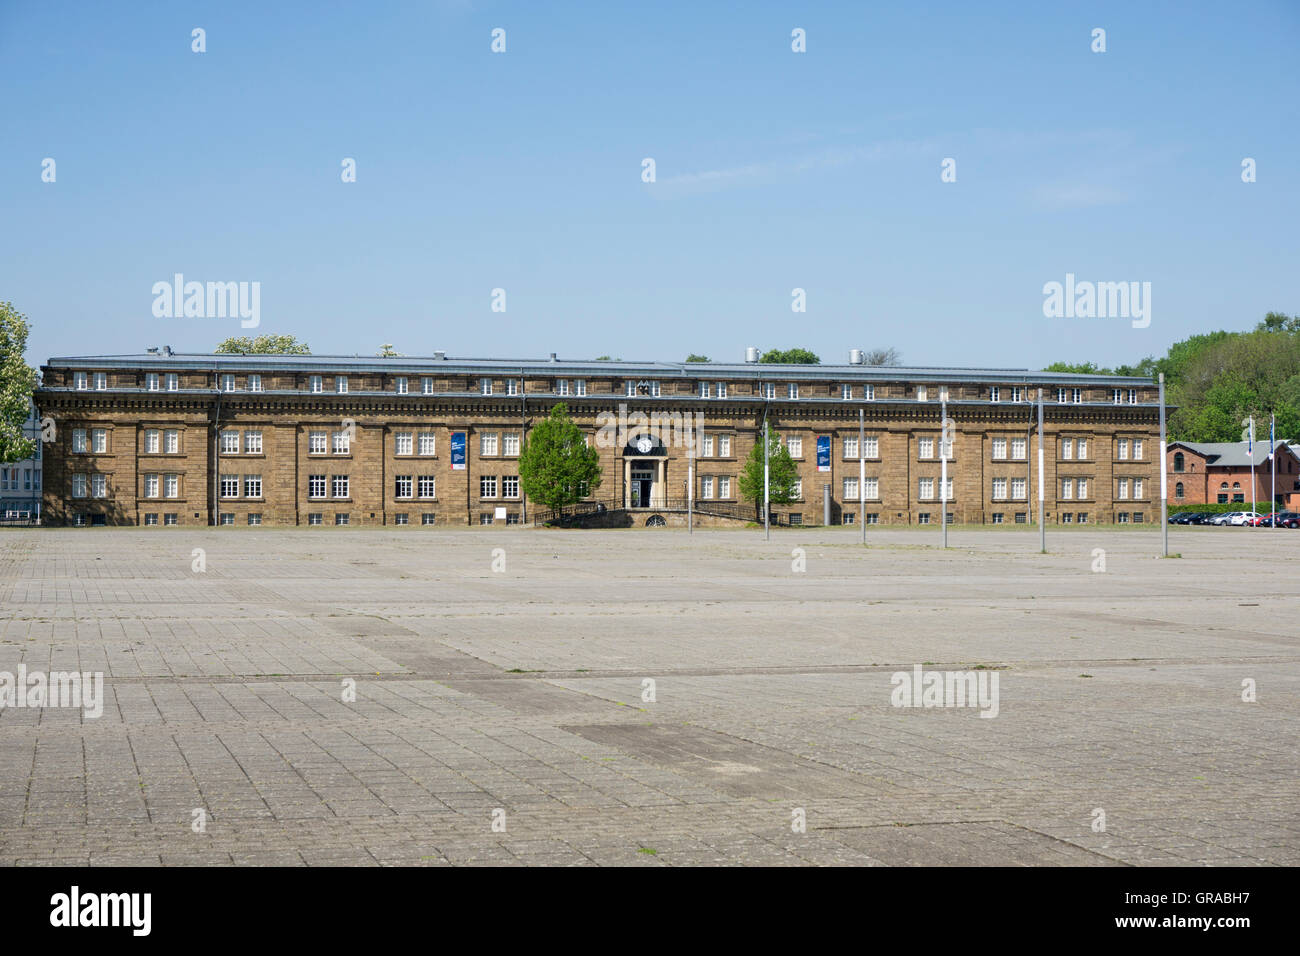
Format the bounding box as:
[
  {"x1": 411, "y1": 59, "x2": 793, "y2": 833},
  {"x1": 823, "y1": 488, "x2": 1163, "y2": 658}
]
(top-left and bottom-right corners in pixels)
[{"x1": 2, "y1": 0, "x2": 1297, "y2": 370}]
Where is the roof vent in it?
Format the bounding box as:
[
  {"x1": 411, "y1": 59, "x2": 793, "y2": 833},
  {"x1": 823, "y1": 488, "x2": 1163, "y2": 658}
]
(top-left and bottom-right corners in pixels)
[
  {"x1": 549, "y1": 352, "x2": 557, "y2": 362},
  {"x1": 849, "y1": 349, "x2": 864, "y2": 365},
  {"x1": 745, "y1": 346, "x2": 759, "y2": 363},
  {"x1": 163, "y1": 345, "x2": 173, "y2": 356},
  {"x1": 433, "y1": 350, "x2": 446, "y2": 360}
]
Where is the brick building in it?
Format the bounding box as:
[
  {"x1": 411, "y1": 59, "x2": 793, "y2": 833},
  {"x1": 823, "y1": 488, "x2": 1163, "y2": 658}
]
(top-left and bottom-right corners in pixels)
[
  {"x1": 34, "y1": 350, "x2": 1163, "y2": 528},
  {"x1": 1167, "y1": 440, "x2": 1300, "y2": 509}
]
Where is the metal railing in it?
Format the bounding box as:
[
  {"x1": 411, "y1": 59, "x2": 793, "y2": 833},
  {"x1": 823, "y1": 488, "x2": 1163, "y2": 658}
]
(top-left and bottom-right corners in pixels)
[{"x1": 532, "y1": 496, "x2": 791, "y2": 527}]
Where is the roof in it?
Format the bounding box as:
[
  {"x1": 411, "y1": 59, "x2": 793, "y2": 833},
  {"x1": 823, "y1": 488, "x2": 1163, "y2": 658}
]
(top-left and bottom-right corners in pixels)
[
  {"x1": 1171, "y1": 440, "x2": 1295, "y2": 467},
  {"x1": 40, "y1": 352, "x2": 1156, "y2": 386}
]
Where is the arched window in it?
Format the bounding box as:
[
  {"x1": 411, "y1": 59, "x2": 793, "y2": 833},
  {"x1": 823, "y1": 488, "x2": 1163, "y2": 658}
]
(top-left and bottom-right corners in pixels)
[
  {"x1": 1232, "y1": 482, "x2": 1241, "y2": 489},
  {"x1": 1220, "y1": 482, "x2": 1229, "y2": 490},
  {"x1": 1173, "y1": 452, "x2": 1185, "y2": 472},
  {"x1": 1175, "y1": 482, "x2": 1184, "y2": 499}
]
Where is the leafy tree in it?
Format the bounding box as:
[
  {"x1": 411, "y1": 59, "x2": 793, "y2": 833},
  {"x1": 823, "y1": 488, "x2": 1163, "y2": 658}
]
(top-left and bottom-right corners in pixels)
[
  {"x1": 760, "y1": 348, "x2": 820, "y2": 364},
  {"x1": 862, "y1": 347, "x2": 901, "y2": 367},
  {"x1": 1043, "y1": 361, "x2": 1109, "y2": 374},
  {"x1": 0, "y1": 302, "x2": 38, "y2": 463},
  {"x1": 738, "y1": 430, "x2": 799, "y2": 519},
  {"x1": 376, "y1": 344, "x2": 402, "y2": 357},
  {"x1": 684, "y1": 353, "x2": 711, "y2": 363},
  {"x1": 215, "y1": 334, "x2": 311, "y2": 354},
  {"x1": 519, "y1": 403, "x2": 603, "y2": 513}
]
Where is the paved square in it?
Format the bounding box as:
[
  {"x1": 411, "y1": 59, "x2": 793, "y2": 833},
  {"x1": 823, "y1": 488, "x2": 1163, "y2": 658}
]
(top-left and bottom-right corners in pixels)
[{"x1": 1, "y1": 525, "x2": 1296, "y2": 866}]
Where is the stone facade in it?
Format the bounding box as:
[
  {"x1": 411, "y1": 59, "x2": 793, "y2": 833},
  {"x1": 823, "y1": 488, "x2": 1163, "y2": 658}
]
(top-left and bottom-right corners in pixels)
[{"x1": 34, "y1": 353, "x2": 1164, "y2": 527}]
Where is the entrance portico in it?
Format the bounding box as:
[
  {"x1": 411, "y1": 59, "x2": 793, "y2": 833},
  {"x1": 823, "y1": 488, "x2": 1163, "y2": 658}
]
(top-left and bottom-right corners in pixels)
[{"x1": 623, "y1": 433, "x2": 668, "y2": 509}]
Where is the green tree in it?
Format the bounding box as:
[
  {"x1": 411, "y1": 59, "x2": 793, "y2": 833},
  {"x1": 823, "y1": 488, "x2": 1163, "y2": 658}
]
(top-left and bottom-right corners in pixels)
[
  {"x1": 738, "y1": 430, "x2": 799, "y2": 519},
  {"x1": 0, "y1": 302, "x2": 38, "y2": 463},
  {"x1": 215, "y1": 334, "x2": 311, "y2": 354},
  {"x1": 519, "y1": 403, "x2": 603, "y2": 513},
  {"x1": 760, "y1": 348, "x2": 820, "y2": 364},
  {"x1": 684, "y1": 353, "x2": 711, "y2": 363}
]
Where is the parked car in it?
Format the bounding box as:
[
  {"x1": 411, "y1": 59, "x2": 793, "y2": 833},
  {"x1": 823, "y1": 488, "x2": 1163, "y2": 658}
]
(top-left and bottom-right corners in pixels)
[
  {"x1": 1209, "y1": 512, "x2": 1238, "y2": 526},
  {"x1": 1277, "y1": 512, "x2": 1300, "y2": 528},
  {"x1": 1229, "y1": 512, "x2": 1261, "y2": 526},
  {"x1": 1246, "y1": 513, "x2": 1283, "y2": 527},
  {"x1": 1190, "y1": 512, "x2": 1221, "y2": 525},
  {"x1": 1169, "y1": 512, "x2": 1199, "y2": 524}
]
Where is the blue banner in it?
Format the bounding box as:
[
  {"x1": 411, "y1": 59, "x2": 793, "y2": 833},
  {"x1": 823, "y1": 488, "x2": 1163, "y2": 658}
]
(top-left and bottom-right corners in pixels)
[
  {"x1": 816, "y1": 435, "x2": 830, "y2": 472},
  {"x1": 451, "y1": 432, "x2": 466, "y2": 470}
]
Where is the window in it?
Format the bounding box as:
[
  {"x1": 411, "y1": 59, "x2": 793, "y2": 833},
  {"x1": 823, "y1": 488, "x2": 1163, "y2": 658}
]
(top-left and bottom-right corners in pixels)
[
  {"x1": 307, "y1": 513, "x2": 323, "y2": 525},
  {"x1": 160, "y1": 429, "x2": 177, "y2": 454},
  {"x1": 1133, "y1": 439, "x2": 1143, "y2": 460},
  {"x1": 395, "y1": 377, "x2": 408, "y2": 395},
  {"x1": 939, "y1": 386, "x2": 949, "y2": 402},
  {"x1": 701, "y1": 436, "x2": 715, "y2": 457},
  {"x1": 1057, "y1": 388, "x2": 1067, "y2": 403},
  {"x1": 249, "y1": 375, "x2": 262, "y2": 392},
  {"x1": 144, "y1": 513, "x2": 158, "y2": 525},
  {"x1": 247, "y1": 514, "x2": 262, "y2": 526},
  {"x1": 166, "y1": 373, "x2": 179, "y2": 392},
  {"x1": 418, "y1": 476, "x2": 436, "y2": 498},
  {"x1": 164, "y1": 474, "x2": 179, "y2": 499},
  {"x1": 220, "y1": 513, "x2": 235, "y2": 525},
  {"x1": 91, "y1": 474, "x2": 107, "y2": 498},
  {"x1": 1072, "y1": 388, "x2": 1082, "y2": 404},
  {"x1": 1077, "y1": 438, "x2": 1088, "y2": 459},
  {"x1": 943, "y1": 477, "x2": 954, "y2": 499},
  {"x1": 559, "y1": 380, "x2": 571, "y2": 396},
  {"x1": 1011, "y1": 387, "x2": 1022, "y2": 403},
  {"x1": 336, "y1": 376, "x2": 348, "y2": 394},
  {"x1": 917, "y1": 385, "x2": 927, "y2": 402},
  {"x1": 73, "y1": 429, "x2": 87, "y2": 453},
  {"x1": 1128, "y1": 389, "x2": 1137, "y2": 405},
  {"x1": 394, "y1": 514, "x2": 409, "y2": 525},
  {"x1": 332, "y1": 431, "x2": 350, "y2": 454},
  {"x1": 506, "y1": 379, "x2": 520, "y2": 396},
  {"x1": 244, "y1": 475, "x2": 262, "y2": 498},
  {"x1": 503, "y1": 433, "x2": 520, "y2": 456},
  {"x1": 990, "y1": 386, "x2": 1000, "y2": 402},
  {"x1": 718, "y1": 436, "x2": 731, "y2": 457},
  {"x1": 72, "y1": 474, "x2": 87, "y2": 498},
  {"x1": 481, "y1": 378, "x2": 493, "y2": 395},
  {"x1": 865, "y1": 436, "x2": 879, "y2": 458},
  {"x1": 503, "y1": 475, "x2": 519, "y2": 498},
  {"x1": 575, "y1": 379, "x2": 586, "y2": 397},
  {"x1": 480, "y1": 475, "x2": 497, "y2": 498},
  {"x1": 701, "y1": 476, "x2": 714, "y2": 499},
  {"x1": 310, "y1": 375, "x2": 323, "y2": 393},
  {"x1": 919, "y1": 477, "x2": 935, "y2": 499},
  {"x1": 1117, "y1": 512, "x2": 1130, "y2": 524},
  {"x1": 422, "y1": 513, "x2": 436, "y2": 525},
  {"x1": 992, "y1": 477, "x2": 1007, "y2": 500},
  {"x1": 221, "y1": 474, "x2": 239, "y2": 498},
  {"x1": 480, "y1": 433, "x2": 499, "y2": 456},
  {"x1": 164, "y1": 513, "x2": 178, "y2": 525},
  {"x1": 1014, "y1": 512, "x2": 1028, "y2": 524},
  {"x1": 1077, "y1": 478, "x2": 1088, "y2": 498},
  {"x1": 940, "y1": 434, "x2": 953, "y2": 459},
  {"x1": 1173, "y1": 452, "x2": 1185, "y2": 472},
  {"x1": 421, "y1": 377, "x2": 434, "y2": 395},
  {"x1": 309, "y1": 475, "x2": 327, "y2": 498},
  {"x1": 1062, "y1": 438, "x2": 1073, "y2": 460},
  {"x1": 1062, "y1": 478, "x2": 1074, "y2": 499},
  {"x1": 717, "y1": 382, "x2": 727, "y2": 398},
  {"x1": 87, "y1": 428, "x2": 108, "y2": 454},
  {"x1": 762, "y1": 383, "x2": 776, "y2": 400},
  {"x1": 395, "y1": 475, "x2": 413, "y2": 498},
  {"x1": 788, "y1": 383, "x2": 799, "y2": 400},
  {"x1": 844, "y1": 437, "x2": 858, "y2": 458},
  {"x1": 332, "y1": 476, "x2": 349, "y2": 499},
  {"x1": 792, "y1": 479, "x2": 802, "y2": 499},
  {"x1": 418, "y1": 432, "x2": 436, "y2": 455},
  {"x1": 1010, "y1": 438, "x2": 1026, "y2": 460},
  {"x1": 1112, "y1": 389, "x2": 1122, "y2": 405},
  {"x1": 844, "y1": 477, "x2": 859, "y2": 500},
  {"x1": 1011, "y1": 478, "x2": 1026, "y2": 499},
  {"x1": 991, "y1": 512, "x2": 1004, "y2": 524},
  {"x1": 787, "y1": 437, "x2": 802, "y2": 458},
  {"x1": 841, "y1": 384, "x2": 852, "y2": 400},
  {"x1": 862, "y1": 385, "x2": 874, "y2": 401},
  {"x1": 718, "y1": 477, "x2": 731, "y2": 498},
  {"x1": 918, "y1": 513, "x2": 931, "y2": 525},
  {"x1": 309, "y1": 431, "x2": 327, "y2": 454},
  {"x1": 479, "y1": 514, "x2": 494, "y2": 525},
  {"x1": 335, "y1": 513, "x2": 349, "y2": 525},
  {"x1": 222, "y1": 374, "x2": 237, "y2": 392},
  {"x1": 1117, "y1": 478, "x2": 1129, "y2": 499},
  {"x1": 220, "y1": 431, "x2": 238, "y2": 454},
  {"x1": 1134, "y1": 479, "x2": 1143, "y2": 499},
  {"x1": 1175, "y1": 481, "x2": 1185, "y2": 500},
  {"x1": 74, "y1": 372, "x2": 88, "y2": 390},
  {"x1": 144, "y1": 474, "x2": 159, "y2": 498},
  {"x1": 1133, "y1": 512, "x2": 1144, "y2": 523},
  {"x1": 395, "y1": 432, "x2": 413, "y2": 455},
  {"x1": 919, "y1": 437, "x2": 934, "y2": 459},
  {"x1": 1061, "y1": 512, "x2": 1073, "y2": 524},
  {"x1": 244, "y1": 431, "x2": 262, "y2": 454},
  {"x1": 992, "y1": 438, "x2": 1007, "y2": 460},
  {"x1": 864, "y1": 477, "x2": 879, "y2": 499},
  {"x1": 94, "y1": 372, "x2": 107, "y2": 390},
  {"x1": 147, "y1": 373, "x2": 160, "y2": 391},
  {"x1": 1117, "y1": 439, "x2": 1129, "y2": 460}
]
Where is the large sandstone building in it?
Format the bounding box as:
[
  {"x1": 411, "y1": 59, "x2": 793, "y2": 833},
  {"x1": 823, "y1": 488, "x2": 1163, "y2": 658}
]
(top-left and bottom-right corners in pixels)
[{"x1": 34, "y1": 349, "x2": 1163, "y2": 528}]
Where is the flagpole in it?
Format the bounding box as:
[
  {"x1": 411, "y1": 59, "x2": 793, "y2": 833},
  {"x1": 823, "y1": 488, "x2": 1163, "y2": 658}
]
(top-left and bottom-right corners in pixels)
[
  {"x1": 859, "y1": 407, "x2": 865, "y2": 545},
  {"x1": 1158, "y1": 373, "x2": 1168, "y2": 557},
  {"x1": 1250, "y1": 417, "x2": 1256, "y2": 524},
  {"x1": 1037, "y1": 389, "x2": 1045, "y2": 554},
  {"x1": 940, "y1": 398, "x2": 948, "y2": 549},
  {"x1": 1271, "y1": 413, "x2": 1276, "y2": 530},
  {"x1": 763, "y1": 418, "x2": 770, "y2": 541}
]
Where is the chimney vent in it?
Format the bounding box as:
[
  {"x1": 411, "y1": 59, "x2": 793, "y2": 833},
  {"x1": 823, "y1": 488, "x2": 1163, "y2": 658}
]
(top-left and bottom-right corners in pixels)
[
  {"x1": 433, "y1": 350, "x2": 446, "y2": 360},
  {"x1": 849, "y1": 349, "x2": 864, "y2": 365},
  {"x1": 745, "y1": 346, "x2": 759, "y2": 364}
]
